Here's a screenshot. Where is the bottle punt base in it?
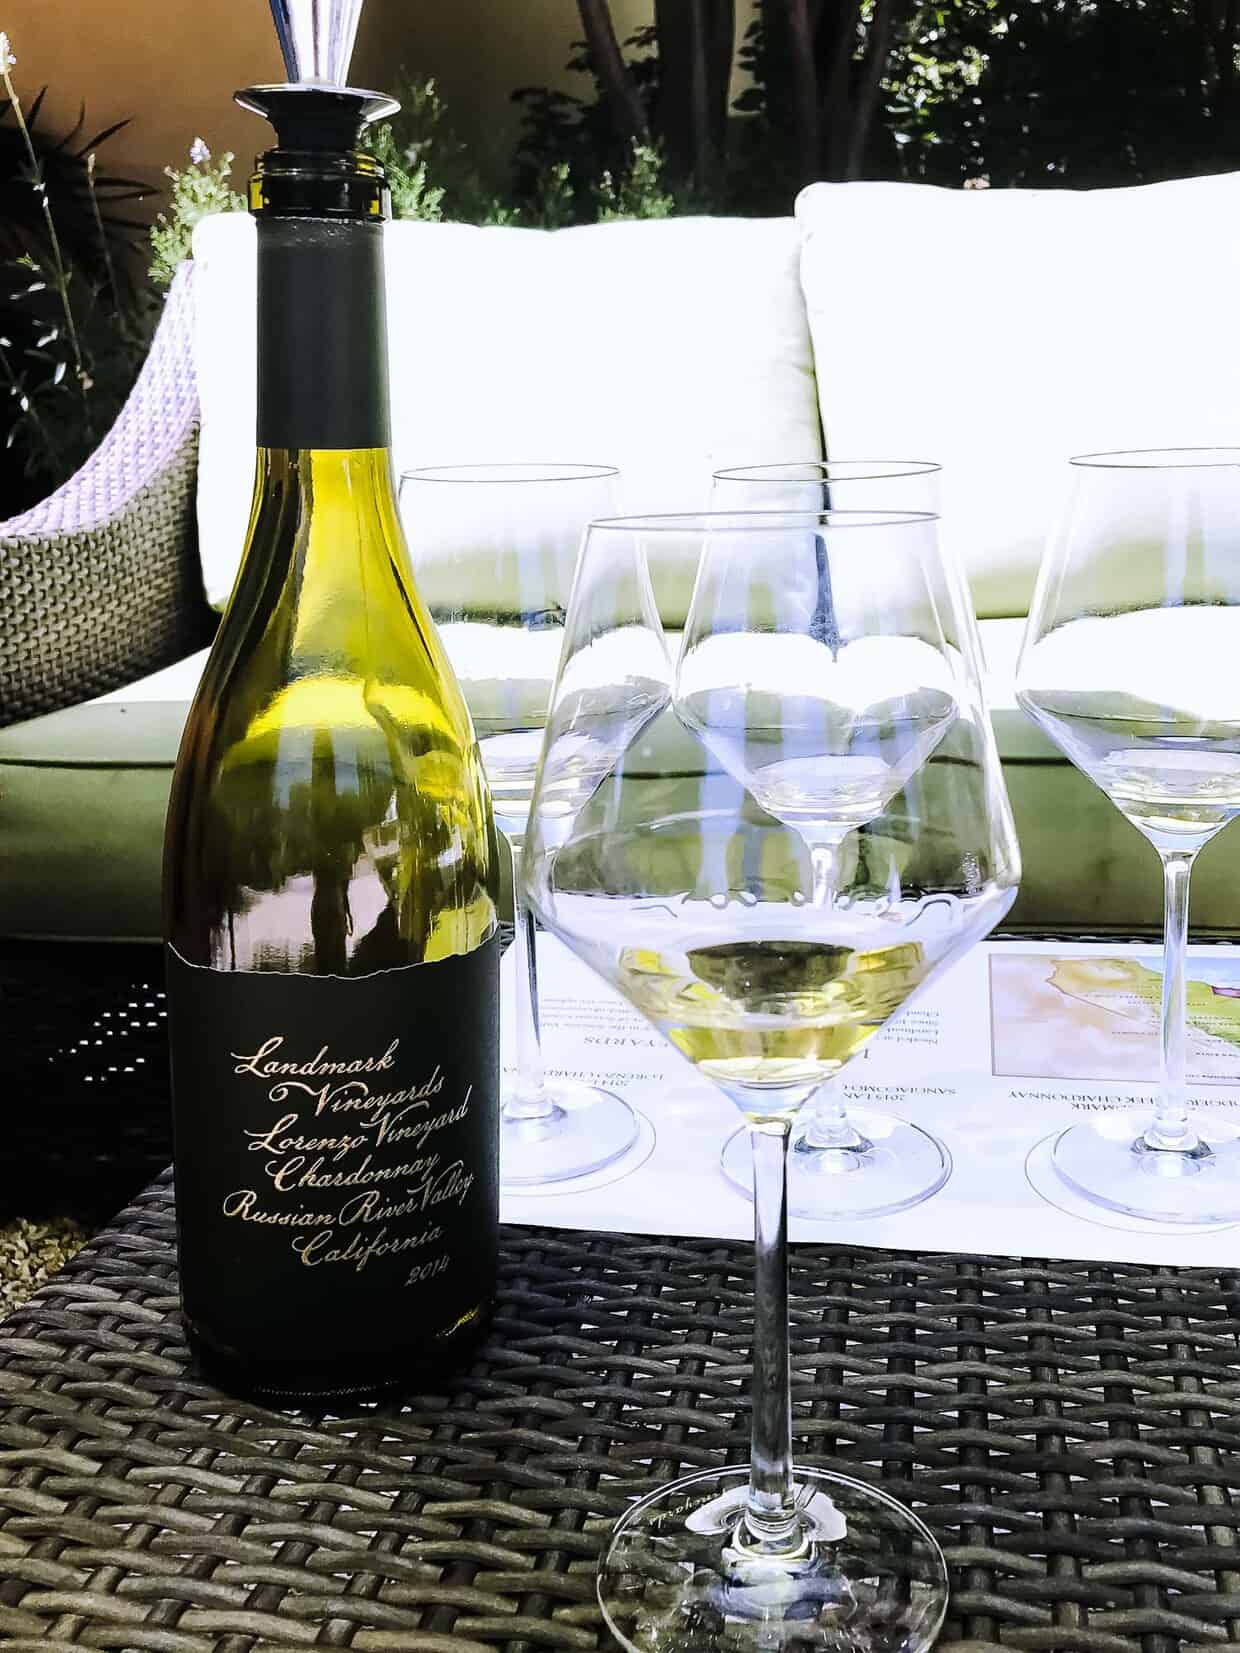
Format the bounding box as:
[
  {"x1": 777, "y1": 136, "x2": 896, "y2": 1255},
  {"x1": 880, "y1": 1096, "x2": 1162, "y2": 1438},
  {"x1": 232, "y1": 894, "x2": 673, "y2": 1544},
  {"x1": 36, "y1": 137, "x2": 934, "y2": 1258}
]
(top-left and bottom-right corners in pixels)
[
  {"x1": 598, "y1": 1464, "x2": 948, "y2": 1653},
  {"x1": 185, "y1": 1308, "x2": 491, "y2": 1405}
]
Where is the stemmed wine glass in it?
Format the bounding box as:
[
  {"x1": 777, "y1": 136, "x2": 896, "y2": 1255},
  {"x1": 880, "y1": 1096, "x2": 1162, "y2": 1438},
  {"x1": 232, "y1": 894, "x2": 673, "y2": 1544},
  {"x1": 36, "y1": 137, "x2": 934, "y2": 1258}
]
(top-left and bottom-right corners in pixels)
[
  {"x1": 712, "y1": 458, "x2": 941, "y2": 514},
  {"x1": 523, "y1": 509, "x2": 1020, "y2": 1651},
  {"x1": 1017, "y1": 448, "x2": 1240, "y2": 1223},
  {"x1": 398, "y1": 462, "x2": 638, "y2": 1187},
  {"x1": 710, "y1": 461, "x2": 948, "y2": 1217}
]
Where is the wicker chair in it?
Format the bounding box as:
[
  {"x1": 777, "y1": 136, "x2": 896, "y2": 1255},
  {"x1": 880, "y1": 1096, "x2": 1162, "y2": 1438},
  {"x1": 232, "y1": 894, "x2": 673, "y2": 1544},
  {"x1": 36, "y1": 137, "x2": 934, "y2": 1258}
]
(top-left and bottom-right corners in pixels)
[{"x1": 0, "y1": 265, "x2": 217, "y2": 731}]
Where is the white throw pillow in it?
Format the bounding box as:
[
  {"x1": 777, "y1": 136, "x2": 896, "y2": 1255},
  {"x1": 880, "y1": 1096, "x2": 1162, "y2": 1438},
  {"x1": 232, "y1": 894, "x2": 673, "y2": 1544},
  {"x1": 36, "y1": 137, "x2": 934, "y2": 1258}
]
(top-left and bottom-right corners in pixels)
[
  {"x1": 797, "y1": 174, "x2": 1240, "y2": 618},
  {"x1": 192, "y1": 212, "x2": 822, "y2": 616}
]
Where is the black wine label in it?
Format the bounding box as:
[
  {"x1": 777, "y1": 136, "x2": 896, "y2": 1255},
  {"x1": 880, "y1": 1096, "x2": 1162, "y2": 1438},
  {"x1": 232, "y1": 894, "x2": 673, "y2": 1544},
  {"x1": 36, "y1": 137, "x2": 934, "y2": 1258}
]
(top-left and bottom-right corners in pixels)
[{"x1": 165, "y1": 938, "x2": 499, "y2": 1378}]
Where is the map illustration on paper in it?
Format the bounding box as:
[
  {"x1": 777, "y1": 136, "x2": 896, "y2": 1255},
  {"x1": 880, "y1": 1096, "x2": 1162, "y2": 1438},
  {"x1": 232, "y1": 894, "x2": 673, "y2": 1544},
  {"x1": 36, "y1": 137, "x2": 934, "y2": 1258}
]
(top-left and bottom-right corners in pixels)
[{"x1": 990, "y1": 953, "x2": 1240, "y2": 1083}]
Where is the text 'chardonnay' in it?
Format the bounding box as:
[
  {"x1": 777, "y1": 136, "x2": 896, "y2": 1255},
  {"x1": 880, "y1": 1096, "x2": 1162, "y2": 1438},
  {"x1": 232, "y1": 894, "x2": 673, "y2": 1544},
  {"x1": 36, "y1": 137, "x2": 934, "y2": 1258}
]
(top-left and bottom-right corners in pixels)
[{"x1": 163, "y1": 79, "x2": 500, "y2": 1401}]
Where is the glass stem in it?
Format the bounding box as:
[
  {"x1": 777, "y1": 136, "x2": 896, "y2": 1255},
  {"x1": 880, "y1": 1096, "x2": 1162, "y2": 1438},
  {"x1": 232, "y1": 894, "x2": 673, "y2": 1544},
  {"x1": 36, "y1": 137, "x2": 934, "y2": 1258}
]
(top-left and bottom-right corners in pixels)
[
  {"x1": 807, "y1": 827, "x2": 851, "y2": 908},
  {"x1": 801, "y1": 1083, "x2": 865, "y2": 1151},
  {"x1": 744, "y1": 1118, "x2": 800, "y2": 1552},
  {"x1": 809, "y1": 839, "x2": 838, "y2": 908},
  {"x1": 507, "y1": 834, "x2": 556, "y2": 1122},
  {"x1": 1145, "y1": 848, "x2": 1200, "y2": 1153}
]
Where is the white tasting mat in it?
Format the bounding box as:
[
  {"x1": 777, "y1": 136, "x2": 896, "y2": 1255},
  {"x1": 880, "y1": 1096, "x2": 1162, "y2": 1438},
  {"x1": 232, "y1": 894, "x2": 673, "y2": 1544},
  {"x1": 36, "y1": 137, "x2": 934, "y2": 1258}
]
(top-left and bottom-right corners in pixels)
[{"x1": 499, "y1": 933, "x2": 1240, "y2": 1266}]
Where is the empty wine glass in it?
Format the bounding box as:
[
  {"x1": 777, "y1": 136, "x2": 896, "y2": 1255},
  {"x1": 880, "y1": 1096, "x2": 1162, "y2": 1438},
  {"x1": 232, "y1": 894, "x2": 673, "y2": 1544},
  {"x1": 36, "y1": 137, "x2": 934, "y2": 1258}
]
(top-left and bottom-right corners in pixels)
[
  {"x1": 711, "y1": 457, "x2": 941, "y2": 514},
  {"x1": 1017, "y1": 448, "x2": 1240, "y2": 1223},
  {"x1": 523, "y1": 510, "x2": 1019, "y2": 1652},
  {"x1": 710, "y1": 460, "x2": 947, "y2": 1217},
  {"x1": 399, "y1": 462, "x2": 637, "y2": 1187}
]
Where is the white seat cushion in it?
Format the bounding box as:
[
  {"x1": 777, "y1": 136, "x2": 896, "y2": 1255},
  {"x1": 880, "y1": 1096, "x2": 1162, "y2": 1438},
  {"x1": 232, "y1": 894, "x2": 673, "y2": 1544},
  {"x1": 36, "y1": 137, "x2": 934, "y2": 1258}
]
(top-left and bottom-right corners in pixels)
[
  {"x1": 797, "y1": 173, "x2": 1240, "y2": 618},
  {"x1": 192, "y1": 212, "x2": 822, "y2": 616}
]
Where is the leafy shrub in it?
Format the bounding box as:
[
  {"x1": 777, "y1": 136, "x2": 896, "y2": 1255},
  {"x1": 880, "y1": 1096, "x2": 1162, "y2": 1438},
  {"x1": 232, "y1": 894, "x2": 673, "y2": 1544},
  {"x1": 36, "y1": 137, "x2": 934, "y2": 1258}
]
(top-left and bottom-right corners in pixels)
[
  {"x1": 596, "y1": 142, "x2": 675, "y2": 220},
  {"x1": 365, "y1": 76, "x2": 517, "y2": 226},
  {"x1": 149, "y1": 140, "x2": 244, "y2": 288}
]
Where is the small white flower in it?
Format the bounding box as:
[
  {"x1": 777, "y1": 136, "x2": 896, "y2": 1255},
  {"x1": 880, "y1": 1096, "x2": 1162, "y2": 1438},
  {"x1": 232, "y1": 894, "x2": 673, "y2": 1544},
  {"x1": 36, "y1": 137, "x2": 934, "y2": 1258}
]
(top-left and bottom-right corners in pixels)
[
  {"x1": 0, "y1": 32, "x2": 16, "y2": 69},
  {"x1": 190, "y1": 136, "x2": 211, "y2": 165}
]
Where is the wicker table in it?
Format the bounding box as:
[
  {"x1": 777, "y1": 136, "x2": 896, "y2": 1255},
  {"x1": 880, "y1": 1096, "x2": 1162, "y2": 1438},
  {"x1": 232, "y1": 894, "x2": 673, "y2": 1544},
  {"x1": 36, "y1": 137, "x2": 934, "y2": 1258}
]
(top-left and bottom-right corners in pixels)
[
  {"x1": 4, "y1": 1179, "x2": 1240, "y2": 1652},
  {"x1": 3, "y1": 946, "x2": 1240, "y2": 1651}
]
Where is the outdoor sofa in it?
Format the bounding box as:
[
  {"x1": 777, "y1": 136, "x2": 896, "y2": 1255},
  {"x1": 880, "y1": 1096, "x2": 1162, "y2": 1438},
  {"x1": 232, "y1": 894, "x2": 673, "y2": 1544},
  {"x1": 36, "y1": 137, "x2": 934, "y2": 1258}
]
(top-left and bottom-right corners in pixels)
[{"x1": 5, "y1": 172, "x2": 1240, "y2": 940}]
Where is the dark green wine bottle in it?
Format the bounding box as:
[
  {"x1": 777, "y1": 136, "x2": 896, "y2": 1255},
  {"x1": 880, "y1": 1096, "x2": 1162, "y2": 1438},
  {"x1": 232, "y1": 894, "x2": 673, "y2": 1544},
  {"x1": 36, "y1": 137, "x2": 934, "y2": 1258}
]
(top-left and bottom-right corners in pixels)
[{"x1": 163, "y1": 84, "x2": 500, "y2": 1402}]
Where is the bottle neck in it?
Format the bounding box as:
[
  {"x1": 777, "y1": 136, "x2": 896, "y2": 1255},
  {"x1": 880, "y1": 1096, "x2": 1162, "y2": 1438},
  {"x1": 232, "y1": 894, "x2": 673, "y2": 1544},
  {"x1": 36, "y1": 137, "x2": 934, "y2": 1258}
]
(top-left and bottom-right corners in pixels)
[
  {"x1": 256, "y1": 215, "x2": 390, "y2": 450},
  {"x1": 241, "y1": 447, "x2": 407, "y2": 614}
]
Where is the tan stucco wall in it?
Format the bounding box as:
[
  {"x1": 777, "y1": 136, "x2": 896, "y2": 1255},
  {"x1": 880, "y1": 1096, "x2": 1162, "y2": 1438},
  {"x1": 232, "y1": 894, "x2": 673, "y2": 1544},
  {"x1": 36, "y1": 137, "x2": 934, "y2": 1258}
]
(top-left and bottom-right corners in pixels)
[{"x1": 3, "y1": 0, "x2": 659, "y2": 214}]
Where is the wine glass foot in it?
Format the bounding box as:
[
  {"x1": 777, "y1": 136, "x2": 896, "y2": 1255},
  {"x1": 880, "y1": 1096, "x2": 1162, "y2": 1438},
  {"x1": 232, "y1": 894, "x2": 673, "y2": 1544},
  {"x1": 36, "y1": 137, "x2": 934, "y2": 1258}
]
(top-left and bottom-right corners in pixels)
[
  {"x1": 501, "y1": 1080, "x2": 637, "y2": 1187},
  {"x1": 720, "y1": 1109, "x2": 951, "y2": 1220},
  {"x1": 1052, "y1": 1113, "x2": 1240, "y2": 1223},
  {"x1": 598, "y1": 1464, "x2": 948, "y2": 1653}
]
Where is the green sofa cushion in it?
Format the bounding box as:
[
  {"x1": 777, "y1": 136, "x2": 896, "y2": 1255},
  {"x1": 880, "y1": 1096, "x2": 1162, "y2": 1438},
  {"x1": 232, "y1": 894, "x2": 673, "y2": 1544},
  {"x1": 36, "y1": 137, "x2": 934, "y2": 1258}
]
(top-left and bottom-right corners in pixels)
[{"x1": 5, "y1": 625, "x2": 1237, "y2": 940}]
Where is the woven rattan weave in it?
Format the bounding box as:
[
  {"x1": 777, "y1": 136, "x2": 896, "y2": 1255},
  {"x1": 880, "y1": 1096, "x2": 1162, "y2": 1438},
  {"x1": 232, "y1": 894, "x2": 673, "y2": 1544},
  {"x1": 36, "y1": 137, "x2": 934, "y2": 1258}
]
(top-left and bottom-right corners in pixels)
[
  {"x1": 7, "y1": 1196, "x2": 1240, "y2": 1646},
  {"x1": 0, "y1": 268, "x2": 215, "y2": 729},
  {"x1": 4, "y1": 944, "x2": 1240, "y2": 1652},
  {"x1": 2, "y1": 1177, "x2": 1240, "y2": 1652}
]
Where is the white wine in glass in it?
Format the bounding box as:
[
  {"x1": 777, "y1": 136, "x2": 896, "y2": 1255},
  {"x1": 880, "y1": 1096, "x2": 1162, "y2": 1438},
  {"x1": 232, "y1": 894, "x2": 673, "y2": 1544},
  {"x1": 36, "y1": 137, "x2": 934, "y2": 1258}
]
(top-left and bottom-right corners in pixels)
[
  {"x1": 524, "y1": 510, "x2": 1020, "y2": 1652},
  {"x1": 708, "y1": 462, "x2": 965, "y2": 1218},
  {"x1": 1017, "y1": 448, "x2": 1240, "y2": 1223}
]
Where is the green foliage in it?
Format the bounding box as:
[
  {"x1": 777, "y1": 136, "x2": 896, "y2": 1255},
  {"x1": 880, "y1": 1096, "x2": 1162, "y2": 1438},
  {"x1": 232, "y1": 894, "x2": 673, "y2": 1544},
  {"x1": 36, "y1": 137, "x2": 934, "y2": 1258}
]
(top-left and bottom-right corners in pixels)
[
  {"x1": 24, "y1": 0, "x2": 1240, "y2": 507},
  {"x1": 897, "y1": 0, "x2": 1240, "y2": 188},
  {"x1": 595, "y1": 142, "x2": 676, "y2": 221},
  {"x1": 525, "y1": 160, "x2": 575, "y2": 230},
  {"x1": 363, "y1": 121, "x2": 445, "y2": 222},
  {"x1": 525, "y1": 0, "x2": 1240, "y2": 201},
  {"x1": 143, "y1": 71, "x2": 677, "y2": 240},
  {"x1": 149, "y1": 141, "x2": 245, "y2": 288},
  {"x1": 361, "y1": 76, "x2": 516, "y2": 226},
  {"x1": 1, "y1": 252, "x2": 152, "y2": 482},
  {"x1": 511, "y1": 27, "x2": 664, "y2": 224},
  {"x1": 727, "y1": 5, "x2": 803, "y2": 204}
]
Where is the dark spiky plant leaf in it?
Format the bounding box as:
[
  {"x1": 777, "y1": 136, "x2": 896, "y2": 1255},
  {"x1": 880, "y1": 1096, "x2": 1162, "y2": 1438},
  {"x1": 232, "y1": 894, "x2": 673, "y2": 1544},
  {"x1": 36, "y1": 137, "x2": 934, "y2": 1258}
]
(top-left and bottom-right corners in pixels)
[
  {"x1": 0, "y1": 91, "x2": 148, "y2": 280},
  {"x1": 0, "y1": 85, "x2": 154, "y2": 512}
]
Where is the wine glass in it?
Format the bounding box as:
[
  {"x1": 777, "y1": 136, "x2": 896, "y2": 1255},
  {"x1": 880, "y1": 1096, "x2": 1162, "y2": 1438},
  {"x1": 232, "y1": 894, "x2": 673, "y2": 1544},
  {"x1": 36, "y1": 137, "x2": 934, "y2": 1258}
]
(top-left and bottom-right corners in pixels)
[
  {"x1": 398, "y1": 462, "x2": 638, "y2": 1187},
  {"x1": 1017, "y1": 447, "x2": 1240, "y2": 1223},
  {"x1": 711, "y1": 457, "x2": 941, "y2": 514},
  {"x1": 523, "y1": 509, "x2": 1019, "y2": 1652},
  {"x1": 710, "y1": 461, "x2": 948, "y2": 1217}
]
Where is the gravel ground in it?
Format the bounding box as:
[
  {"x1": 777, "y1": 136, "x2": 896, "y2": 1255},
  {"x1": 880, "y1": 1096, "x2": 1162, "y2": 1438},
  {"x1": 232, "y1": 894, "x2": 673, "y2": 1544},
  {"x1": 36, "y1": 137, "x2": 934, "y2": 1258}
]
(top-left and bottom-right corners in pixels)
[{"x1": 0, "y1": 1218, "x2": 90, "y2": 1319}]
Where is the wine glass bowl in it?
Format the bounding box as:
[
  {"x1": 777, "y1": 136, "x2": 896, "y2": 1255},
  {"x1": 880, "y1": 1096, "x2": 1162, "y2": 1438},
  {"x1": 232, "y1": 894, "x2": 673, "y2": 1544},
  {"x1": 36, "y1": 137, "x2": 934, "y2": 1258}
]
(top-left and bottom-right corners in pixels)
[
  {"x1": 706, "y1": 466, "x2": 963, "y2": 1218},
  {"x1": 711, "y1": 458, "x2": 941, "y2": 515},
  {"x1": 550, "y1": 807, "x2": 988, "y2": 1123},
  {"x1": 400, "y1": 463, "x2": 622, "y2": 830},
  {"x1": 657, "y1": 509, "x2": 1010, "y2": 1216},
  {"x1": 674, "y1": 639, "x2": 958, "y2": 843},
  {"x1": 523, "y1": 510, "x2": 1018, "y2": 1652},
  {"x1": 1017, "y1": 447, "x2": 1240, "y2": 1223},
  {"x1": 1019, "y1": 610, "x2": 1240, "y2": 841},
  {"x1": 398, "y1": 462, "x2": 639, "y2": 1188}
]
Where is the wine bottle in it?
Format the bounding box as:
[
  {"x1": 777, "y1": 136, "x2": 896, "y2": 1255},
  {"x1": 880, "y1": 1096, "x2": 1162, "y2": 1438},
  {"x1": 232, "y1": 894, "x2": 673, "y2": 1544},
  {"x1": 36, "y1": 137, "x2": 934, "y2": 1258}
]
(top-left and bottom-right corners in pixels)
[{"x1": 163, "y1": 81, "x2": 501, "y2": 1401}]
